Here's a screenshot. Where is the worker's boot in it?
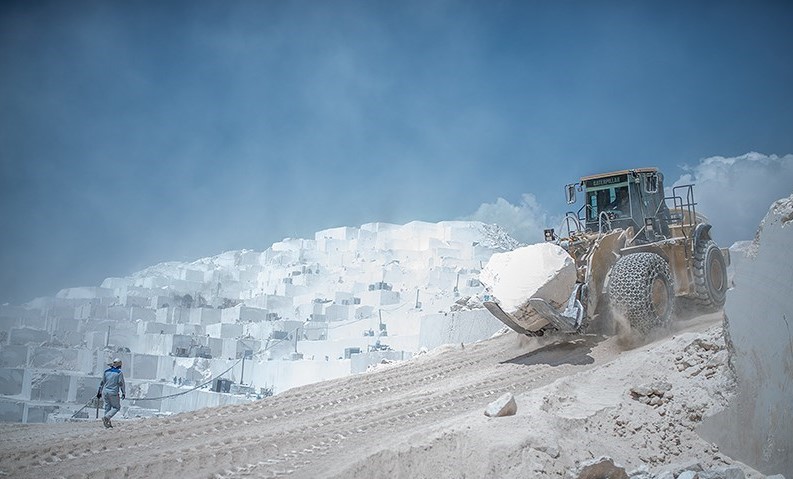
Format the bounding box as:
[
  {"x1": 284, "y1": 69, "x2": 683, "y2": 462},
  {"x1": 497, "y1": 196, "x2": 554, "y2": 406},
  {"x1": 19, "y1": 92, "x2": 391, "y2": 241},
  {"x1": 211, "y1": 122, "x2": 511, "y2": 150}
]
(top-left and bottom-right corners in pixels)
[{"x1": 102, "y1": 416, "x2": 110, "y2": 428}]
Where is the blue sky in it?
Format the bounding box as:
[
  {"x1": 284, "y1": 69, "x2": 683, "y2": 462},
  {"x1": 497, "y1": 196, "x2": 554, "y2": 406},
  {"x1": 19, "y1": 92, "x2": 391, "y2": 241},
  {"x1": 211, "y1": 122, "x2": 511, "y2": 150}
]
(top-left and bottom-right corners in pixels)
[{"x1": 1, "y1": 1, "x2": 792, "y2": 304}]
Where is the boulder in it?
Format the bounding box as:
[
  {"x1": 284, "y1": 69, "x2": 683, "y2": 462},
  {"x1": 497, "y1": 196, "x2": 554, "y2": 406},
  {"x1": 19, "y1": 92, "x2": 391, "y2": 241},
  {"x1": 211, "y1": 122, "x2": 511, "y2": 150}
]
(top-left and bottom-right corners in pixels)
[
  {"x1": 698, "y1": 470, "x2": 746, "y2": 479},
  {"x1": 480, "y1": 243, "x2": 576, "y2": 331},
  {"x1": 484, "y1": 392, "x2": 517, "y2": 417},
  {"x1": 571, "y1": 456, "x2": 629, "y2": 479}
]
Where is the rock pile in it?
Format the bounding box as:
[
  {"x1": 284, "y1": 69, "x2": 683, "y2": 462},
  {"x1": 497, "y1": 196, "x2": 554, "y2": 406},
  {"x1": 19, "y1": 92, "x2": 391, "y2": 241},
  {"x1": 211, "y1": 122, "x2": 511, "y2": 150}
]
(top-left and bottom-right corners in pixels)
[
  {"x1": 674, "y1": 338, "x2": 728, "y2": 380},
  {"x1": 604, "y1": 328, "x2": 736, "y2": 467},
  {"x1": 449, "y1": 295, "x2": 483, "y2": 312},
  {"x1": 568, "y1": 457, "x2": 769, "y2": 479},
  {"x1": 630, "y1": 381, "x2": 673, "y2": 408}
]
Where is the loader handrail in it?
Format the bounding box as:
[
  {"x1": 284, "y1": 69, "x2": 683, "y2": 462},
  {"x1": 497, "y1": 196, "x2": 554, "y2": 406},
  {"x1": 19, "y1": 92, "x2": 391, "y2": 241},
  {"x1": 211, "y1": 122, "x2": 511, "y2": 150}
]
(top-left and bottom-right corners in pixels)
[
  {"x1": 597, "y1": 211, "x2": 613, "y2": 234},
  {"x1": 577, "y1": 203, "x2": 592, "y2": 224},
  {"x1": 666, "y1": 185, "x2": 697, "y2": 226},
  {"x1": 562, "y1": 211, "x2": 584, "y2": 237}
]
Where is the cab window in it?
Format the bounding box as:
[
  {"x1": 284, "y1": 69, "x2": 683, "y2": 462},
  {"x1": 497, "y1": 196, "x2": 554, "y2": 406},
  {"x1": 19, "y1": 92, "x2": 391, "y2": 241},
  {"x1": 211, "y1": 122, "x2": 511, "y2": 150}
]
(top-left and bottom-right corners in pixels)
[{"x1": 586, "y1": 185, "x2": 629, "y2": 221}]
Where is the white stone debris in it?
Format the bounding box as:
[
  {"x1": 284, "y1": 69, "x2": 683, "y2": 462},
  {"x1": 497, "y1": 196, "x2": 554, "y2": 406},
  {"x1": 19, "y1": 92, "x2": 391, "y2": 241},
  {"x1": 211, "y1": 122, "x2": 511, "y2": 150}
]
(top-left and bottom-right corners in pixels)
[
  {"x1": 630, "y1": 381, "x2": 673, "y2": 407},
  {"x1": 484, "y1": 392, "x2": 517, "y2": 417}
]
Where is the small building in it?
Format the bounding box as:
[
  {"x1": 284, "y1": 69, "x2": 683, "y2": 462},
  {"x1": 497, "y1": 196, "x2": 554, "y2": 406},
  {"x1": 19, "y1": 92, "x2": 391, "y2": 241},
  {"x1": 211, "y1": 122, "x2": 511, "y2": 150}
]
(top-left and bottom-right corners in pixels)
[{"x1": 213, "y1": 378, "x2": 232, "y2": 393}]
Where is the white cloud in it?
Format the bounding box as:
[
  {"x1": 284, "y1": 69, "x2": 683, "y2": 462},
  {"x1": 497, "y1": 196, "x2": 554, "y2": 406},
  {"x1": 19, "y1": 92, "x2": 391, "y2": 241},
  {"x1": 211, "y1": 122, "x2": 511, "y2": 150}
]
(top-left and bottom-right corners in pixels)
[
  {"x1": 670, "y1": 152, "x2": 793, "y2": 246},
  {"x1": 461, "y1": 193, "x2": 556, "y2": 244}
]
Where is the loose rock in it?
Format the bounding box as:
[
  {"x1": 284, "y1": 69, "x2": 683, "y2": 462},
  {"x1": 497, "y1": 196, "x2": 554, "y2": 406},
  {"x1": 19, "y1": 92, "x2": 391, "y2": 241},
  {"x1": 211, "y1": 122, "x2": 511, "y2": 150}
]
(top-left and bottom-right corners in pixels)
[
  {"x1": 484, "y1": 392, "x2": 517, "y2": 417},
  {"x1": 570, "y1": 456, "x2": 629, "y2": 479}
]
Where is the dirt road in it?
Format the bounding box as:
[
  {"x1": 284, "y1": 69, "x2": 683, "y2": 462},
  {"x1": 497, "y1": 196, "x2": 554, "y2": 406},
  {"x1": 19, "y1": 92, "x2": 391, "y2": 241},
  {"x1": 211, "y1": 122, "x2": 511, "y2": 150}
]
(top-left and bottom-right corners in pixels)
[{"x1": 0, "y1": 329, "x2": 629, "y2": 479}]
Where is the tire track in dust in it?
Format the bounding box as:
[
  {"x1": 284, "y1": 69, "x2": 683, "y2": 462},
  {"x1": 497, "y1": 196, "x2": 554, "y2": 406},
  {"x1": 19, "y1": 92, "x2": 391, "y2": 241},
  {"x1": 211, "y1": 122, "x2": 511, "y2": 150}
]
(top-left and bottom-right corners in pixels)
[
  {"x1": 0, "y1": 348, "x2": 488, "y2": 470},
  {"x1": 214, "y1": 362, "x2": 583, "y2": 478},
  {"x1": 146, "y1": 343, "x2": 596, "y2": 478},
  {"x1": 1, "y1": 335, "x2": 510, "y2": 466},
  {"x1": 93, "y1": 362, "x2": 560, "y2": 479},
  {"x1": 0, "y1": 334, "x2": 605, "y2": 479}
]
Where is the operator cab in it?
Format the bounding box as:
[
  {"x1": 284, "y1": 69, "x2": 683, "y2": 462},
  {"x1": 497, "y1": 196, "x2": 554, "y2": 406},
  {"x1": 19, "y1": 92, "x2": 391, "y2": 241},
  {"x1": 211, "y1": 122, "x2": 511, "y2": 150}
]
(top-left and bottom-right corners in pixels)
[
  {"x1": 583, "y1": 173, "x2": 633, "y2": 228},
  {"x1": 564, "y1": 168, "x2": 671, "y2": 240}
]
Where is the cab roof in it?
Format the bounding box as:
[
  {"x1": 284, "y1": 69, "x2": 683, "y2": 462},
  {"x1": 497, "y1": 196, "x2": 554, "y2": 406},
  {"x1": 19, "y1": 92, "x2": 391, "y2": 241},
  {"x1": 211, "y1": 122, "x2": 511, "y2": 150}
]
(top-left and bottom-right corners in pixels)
[{"x1": 579, "y1": 167, "x2": 659, "y2": 183}]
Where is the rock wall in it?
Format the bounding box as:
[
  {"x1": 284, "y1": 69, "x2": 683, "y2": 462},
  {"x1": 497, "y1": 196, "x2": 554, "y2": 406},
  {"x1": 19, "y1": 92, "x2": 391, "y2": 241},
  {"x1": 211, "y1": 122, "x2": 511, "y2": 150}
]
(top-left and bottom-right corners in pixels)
[{"x1": 700, "y1": 193, "x2": 793, "y2": 477}]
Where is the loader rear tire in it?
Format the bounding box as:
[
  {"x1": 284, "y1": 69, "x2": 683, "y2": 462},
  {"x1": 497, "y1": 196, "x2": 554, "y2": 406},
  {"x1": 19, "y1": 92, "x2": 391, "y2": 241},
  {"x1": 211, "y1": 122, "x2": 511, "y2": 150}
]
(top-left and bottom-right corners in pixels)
[
  {"x1": 692, "y1": 239, "x2": 727, "y2": 312},
  {"x1": 609, "y1": 252, "x2": 674, "y2": 335}
]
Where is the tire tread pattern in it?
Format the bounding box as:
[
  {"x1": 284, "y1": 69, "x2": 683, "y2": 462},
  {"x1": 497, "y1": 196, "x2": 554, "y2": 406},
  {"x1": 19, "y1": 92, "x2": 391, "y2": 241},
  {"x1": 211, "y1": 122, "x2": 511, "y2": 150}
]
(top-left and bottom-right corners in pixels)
[
  {"x1": 692, "y1": 239, "x2": 727, "y2": 311},
  {"x1": 609, "y1": 252, "x2": 674, "y2": 334}
]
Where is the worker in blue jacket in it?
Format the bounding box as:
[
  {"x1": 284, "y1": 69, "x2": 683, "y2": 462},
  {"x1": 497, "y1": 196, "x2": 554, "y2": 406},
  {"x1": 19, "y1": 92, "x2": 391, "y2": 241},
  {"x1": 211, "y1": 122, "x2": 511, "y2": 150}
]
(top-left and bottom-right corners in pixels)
[{"x1": 97, "y1": 358, "x2": 126, "y2": 428}]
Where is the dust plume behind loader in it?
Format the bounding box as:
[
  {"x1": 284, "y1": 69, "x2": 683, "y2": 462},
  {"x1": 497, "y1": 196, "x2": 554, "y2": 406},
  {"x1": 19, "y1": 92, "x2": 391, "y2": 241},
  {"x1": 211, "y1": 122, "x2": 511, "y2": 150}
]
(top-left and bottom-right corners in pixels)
[{"x1": 482, "y1": 168, "x2": 729, "y2": 337}]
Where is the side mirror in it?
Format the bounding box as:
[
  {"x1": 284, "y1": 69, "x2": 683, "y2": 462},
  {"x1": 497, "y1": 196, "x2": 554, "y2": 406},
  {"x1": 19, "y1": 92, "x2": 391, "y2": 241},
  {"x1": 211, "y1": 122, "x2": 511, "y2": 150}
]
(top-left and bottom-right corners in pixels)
[
  {"x1": 565, "y1": 184, "x2": 577, "y2": 204},
  {"x1": 645, "y1": 173, "x2": 659, "y2": 194}
]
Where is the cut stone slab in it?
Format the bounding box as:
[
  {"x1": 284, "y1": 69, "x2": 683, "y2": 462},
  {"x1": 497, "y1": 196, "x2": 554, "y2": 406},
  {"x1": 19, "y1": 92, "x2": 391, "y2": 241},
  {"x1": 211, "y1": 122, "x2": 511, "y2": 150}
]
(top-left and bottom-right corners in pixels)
[
  {"x1": 484, "y1": 392, "x2": 517, "y2": 417},
  {"x1": 479, "y1": 243, "x2": 576, "y2": 332}
]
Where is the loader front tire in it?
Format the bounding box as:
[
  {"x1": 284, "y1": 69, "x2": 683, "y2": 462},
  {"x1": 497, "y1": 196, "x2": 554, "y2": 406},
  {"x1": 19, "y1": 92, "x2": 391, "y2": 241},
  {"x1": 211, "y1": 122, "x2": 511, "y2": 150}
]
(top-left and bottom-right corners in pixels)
[
  {"x1": 692, "y1": 239, "x2": 727, "y2": 312},
  {"x1": 609, "y1": 252, "x2": 674, "y2": 335}
]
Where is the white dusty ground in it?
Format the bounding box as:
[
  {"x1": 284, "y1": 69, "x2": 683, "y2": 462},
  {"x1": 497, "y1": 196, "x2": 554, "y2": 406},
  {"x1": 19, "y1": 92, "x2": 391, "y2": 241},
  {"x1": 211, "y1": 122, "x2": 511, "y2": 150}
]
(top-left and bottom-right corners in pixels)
[{"x1": 0, "y1": 311, "x2": 768, "y2": 479}]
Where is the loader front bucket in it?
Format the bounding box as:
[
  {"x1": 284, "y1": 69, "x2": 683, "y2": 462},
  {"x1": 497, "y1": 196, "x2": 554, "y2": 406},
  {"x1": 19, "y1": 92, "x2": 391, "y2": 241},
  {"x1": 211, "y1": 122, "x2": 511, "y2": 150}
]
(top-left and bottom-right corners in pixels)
[
  {"x1": 483, "y1": 301, "x2": 536, "y2": 335},
  {"x1": 479, "y1": 242, "x2": 581, "y2": 335},
  {"x1": 527, "y1": 298, "x2": 579, "y2": 333},
  {"x1": 484, "y1": 281, "x2": 584, "y2": 335}
]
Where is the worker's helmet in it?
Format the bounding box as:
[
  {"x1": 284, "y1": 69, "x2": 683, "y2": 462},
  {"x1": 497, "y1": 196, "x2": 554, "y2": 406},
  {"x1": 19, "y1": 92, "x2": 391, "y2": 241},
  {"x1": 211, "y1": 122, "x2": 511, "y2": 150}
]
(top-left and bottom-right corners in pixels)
[{"x1": 112, "y1": 358, "x2": 122, "y2": 367}]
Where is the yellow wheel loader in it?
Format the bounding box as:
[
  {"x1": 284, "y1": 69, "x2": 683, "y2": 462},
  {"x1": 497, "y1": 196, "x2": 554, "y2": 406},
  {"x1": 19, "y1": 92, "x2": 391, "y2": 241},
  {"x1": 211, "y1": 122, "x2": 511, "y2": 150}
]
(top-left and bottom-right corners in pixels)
[{"x1": 484, "y1": 168, "x2": 729, "y2": 336}]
